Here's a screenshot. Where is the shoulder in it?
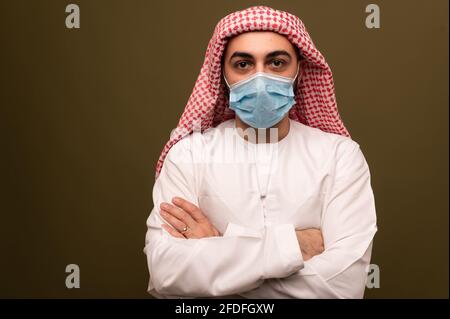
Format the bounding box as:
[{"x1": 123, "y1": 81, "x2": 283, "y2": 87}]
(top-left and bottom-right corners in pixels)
[
  {"x1": 292, "y1": 120, "x2": 360, "y2": 154},
  {"x1": 165, "y1": 119, "x2": 235, "y2": 162},
  {"x1": 290, "y1": 120, "x2": 367, "y2": 174}
]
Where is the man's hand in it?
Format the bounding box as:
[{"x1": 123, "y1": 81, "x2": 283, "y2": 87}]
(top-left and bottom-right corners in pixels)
[
  {"x1": 295, "y1": 228, "x2": 325, "y2": 261},
  {"x1": 160, "y1": 197, "x2": 220, "y2": 239},
  {"x1": 159, "y1": 195, "x2": 325, "y2": 261}
]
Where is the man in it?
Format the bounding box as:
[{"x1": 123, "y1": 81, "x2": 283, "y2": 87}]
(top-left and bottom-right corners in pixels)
[{"x1": 143, "y1": 6, "x2": 377, "y2": 299}]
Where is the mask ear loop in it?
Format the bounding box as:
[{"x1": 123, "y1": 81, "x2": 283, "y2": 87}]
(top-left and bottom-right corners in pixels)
[
  {"x1": 293, "y1": 61, "x2": 300, "y2": 82},
  {"x1": 223, "y1": 72, "x2": 231, "y2": 89}
]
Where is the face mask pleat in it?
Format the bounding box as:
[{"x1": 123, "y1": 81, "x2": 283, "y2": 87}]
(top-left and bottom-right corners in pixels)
[{"x1": 227, "y1": 71, "x2": 297, "y2": 128}]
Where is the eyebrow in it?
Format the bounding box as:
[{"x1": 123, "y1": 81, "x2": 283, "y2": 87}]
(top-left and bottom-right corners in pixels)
[{"x1": 229, "y1": 50, "x2": 292, "y2": 62}]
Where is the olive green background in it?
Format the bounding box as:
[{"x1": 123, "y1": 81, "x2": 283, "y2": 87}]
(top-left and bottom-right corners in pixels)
[{"x1": 0, "y1": 0, "x2": 448, "y2": 298}]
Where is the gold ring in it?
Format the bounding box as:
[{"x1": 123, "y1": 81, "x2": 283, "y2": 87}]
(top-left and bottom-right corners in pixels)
[{"x1": 181, "y1": 225, "x2": 188, "y2": 233}]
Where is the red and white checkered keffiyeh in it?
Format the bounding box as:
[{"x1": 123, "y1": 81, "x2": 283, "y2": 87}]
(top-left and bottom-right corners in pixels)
[{"x1": 155, "y1": 5, "x2": 350, "y2": 178}]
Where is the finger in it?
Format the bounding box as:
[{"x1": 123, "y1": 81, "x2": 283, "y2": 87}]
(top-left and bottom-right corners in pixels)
[
  {"x1": 161, "y1": 223, "x2": 185, "y2": 239},
  {"x1": 172, "y1": 197, "x2": 206, "y2": 222},
  {"x1": 160, "y1": 202, "x2": 197, "y2": 228},
  {"x1": 160, "y1": 209, "x2": 188, "y2": 233}
]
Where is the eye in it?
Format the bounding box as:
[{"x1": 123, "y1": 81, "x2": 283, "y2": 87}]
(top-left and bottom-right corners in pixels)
[
  {"x1": 270, "y1": 59, "x2": 285, "y2": 68},
  {"x1": 234, "y1": 61, "x2": 252, "y2": 69}
]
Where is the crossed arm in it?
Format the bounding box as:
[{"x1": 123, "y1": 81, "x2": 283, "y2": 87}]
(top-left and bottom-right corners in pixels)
[
  {"x1": 159, "y1": 196, "x2": 324, "y2": 261},
  {"x1": 143, "y1": 138, "x2": 377, "y2": 298}
]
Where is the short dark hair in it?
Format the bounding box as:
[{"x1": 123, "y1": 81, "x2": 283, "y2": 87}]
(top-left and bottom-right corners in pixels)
[{"x1": 293, "y1": 44, "x2": 303, "y2": 62}]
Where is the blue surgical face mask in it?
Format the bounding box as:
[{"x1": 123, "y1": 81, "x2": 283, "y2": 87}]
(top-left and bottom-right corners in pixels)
[{"x1": 224, "y1": 63, "x2": 300, "y2": 129}]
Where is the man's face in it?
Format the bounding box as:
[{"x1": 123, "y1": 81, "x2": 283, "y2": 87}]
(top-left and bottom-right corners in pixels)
[{"x1": 222, "y1": 31, "x2": 300, "y2": 87}]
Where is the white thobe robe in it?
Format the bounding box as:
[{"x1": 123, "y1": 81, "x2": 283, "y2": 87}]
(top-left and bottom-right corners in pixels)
[{"x1": 143, "y1": 118, "x2": 378, "y2": 298}]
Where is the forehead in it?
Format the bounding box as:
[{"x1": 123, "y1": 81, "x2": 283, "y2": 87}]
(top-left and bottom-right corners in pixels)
[{"x1": 224, "y1": 31, "x2": 296, "y2": 57}]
